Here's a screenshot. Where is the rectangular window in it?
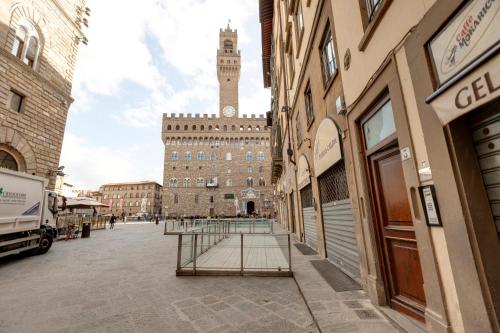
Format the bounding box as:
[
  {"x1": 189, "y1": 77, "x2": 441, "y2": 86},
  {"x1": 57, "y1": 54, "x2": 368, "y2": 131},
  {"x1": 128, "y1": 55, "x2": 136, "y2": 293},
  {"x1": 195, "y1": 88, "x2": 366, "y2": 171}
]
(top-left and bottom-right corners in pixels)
[
  {"x1": 304, "y1": 84, "x2": 314, "y2": 126},
  {"x1": 294, "y1": 2, "x2": 304, "y2": 44},
  {"x1": 296, "y1": 113, "x2": 303, "y2": 146},
  {"x1": 195, "y1": 195, "x2": 199, "y2": 204},
  {"x1": 366, "y1": 0, "x2": 382, "y2": 20},
  {"x1": 210, "y1": 196, "x2": 214, "y2": 203},
  {"x1": 224, "y1": 193, "x2": 235, "y2": 200},
  {"x1": 321, "y1": 30, "x2": 336, "y2": 84},
  {"x1": 287, "y1": 45, "x2": 295, "y2": 83},
  {"x1": 9, "y1": 90, "x2": 24, "y2": 113},
  {"x1": 363, "y1": 99, "x2": 395, "y2": 150},
  {"x1": 174, "y1": 194, "x2": 178, "y2": 204}
]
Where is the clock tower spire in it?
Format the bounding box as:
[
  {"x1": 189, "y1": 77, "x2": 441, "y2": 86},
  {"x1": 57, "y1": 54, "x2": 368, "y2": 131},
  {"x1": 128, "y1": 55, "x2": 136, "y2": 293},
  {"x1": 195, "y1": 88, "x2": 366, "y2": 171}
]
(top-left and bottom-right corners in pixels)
[{"x1": 217, "y1": 23, "x2": 240, "y2": 118}]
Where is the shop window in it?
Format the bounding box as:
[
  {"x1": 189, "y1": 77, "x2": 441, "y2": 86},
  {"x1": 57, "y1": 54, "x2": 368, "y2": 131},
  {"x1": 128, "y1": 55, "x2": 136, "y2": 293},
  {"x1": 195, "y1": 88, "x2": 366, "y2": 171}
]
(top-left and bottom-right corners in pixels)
[
  {"x1": 320, "y1": 29, "x2": 337, "y2": 84},
  {"x1": 362, "y1": 99, "x2": 395, "y2": 150},
  {"x1": 9, "y1": 90, "x2": 25, "y2": 113}
]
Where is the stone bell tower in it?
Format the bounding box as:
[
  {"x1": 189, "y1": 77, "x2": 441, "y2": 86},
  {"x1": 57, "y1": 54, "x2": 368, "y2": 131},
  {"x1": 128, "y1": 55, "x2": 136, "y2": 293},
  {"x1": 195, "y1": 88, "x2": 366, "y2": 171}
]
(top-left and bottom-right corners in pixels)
[{"x1": 217, "y1": 22, "x2": 241, "y2": 118}]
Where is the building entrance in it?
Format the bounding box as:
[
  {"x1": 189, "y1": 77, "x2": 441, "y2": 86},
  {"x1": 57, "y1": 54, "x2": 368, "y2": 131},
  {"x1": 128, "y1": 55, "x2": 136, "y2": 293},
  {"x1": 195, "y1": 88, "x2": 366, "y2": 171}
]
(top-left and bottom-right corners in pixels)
[{"x1": 246, "y1": 201, "x2": 255, "y2": 215}]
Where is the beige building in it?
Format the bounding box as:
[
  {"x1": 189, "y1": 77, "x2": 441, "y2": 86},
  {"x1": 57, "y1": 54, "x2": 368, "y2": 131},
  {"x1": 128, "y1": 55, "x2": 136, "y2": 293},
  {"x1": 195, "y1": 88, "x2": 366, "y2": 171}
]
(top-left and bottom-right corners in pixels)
[
  {"x1": 161, "y1": 25, "x2": 273, "y2": 218},
  {"x1": 261, "y1": 0, "x2": 499, "y2": 332},
  {"x1": 0, "y1": 0, "x2": 88, "y2": 188},
  {"x1": 98, "y1": 181, "x2": 162, "y2": 217}
]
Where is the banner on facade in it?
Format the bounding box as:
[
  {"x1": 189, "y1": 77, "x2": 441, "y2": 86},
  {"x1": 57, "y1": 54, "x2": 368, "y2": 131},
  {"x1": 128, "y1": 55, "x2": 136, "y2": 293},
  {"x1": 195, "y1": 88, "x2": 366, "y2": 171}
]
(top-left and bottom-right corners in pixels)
[
  {"x1": 428, "y1": 0, "x2": 500, "y2": 85},
  {"x1": 313, "y1": 118, "x2": 342, "y2": 177},
  {"x1": 297, "y1": 155, "x2": 311, "y2": 190},
  {"x1": 430, "y1": 54, "x2": 499, "y2": 125}
]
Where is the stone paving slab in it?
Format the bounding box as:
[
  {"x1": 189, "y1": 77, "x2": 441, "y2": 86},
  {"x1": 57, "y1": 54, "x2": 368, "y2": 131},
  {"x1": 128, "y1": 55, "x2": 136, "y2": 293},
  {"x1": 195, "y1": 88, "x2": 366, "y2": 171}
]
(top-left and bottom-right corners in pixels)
[
  {"x1": 0, "y1": 223, "x2": 317, "y2": 333},
  {"x1": 289, "y1": 231, "x2": 403, "y2": 333}
]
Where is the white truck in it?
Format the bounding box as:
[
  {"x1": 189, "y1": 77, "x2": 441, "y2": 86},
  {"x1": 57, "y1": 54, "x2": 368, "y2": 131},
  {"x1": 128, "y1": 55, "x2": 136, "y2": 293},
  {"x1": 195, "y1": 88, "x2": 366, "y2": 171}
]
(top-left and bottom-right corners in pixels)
[{"x1": 0, "y1": 168, "x2": 58, "y2": 258}]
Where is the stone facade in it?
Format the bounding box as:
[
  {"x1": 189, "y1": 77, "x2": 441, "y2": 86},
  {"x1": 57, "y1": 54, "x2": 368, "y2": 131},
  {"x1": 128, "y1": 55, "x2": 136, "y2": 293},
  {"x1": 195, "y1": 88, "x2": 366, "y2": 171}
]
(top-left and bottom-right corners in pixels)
[
  {"x1": 98, "y1": 181, "x2": 163, "y2": 217},
  {"x1": 161, "y1": 25, "x2": 273, "y2": 218},
  {"x1": 0, "y1": 0, "x2": 87, "y2": 188}
]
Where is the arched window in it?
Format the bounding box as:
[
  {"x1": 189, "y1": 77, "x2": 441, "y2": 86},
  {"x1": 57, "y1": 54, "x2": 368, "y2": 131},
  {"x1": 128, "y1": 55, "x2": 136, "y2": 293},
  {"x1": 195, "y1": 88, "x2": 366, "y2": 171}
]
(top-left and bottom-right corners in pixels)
[
  {"x1": 211, "y1": 152, "x2": 216, "y2": 161},
  {"x1": 247, "y1": 126, "x2": 252, "y2": 131},
  {"x1": 184, "y1": 125, "x2": 188, "y2": 130},
  {"x1": 256, "y1": 126, "x2": 260, "y2": 131},
  {"x1": 258, "y1": 151, "x2": 265, "y2": 161},
  {"x1": 209, "y1": 125, "x2": 213, "y2": 130},
  {"x1": 174, "y1": 194, "x2": 178, "y2": 204},
  {"x1": 200, "y1": 125, "x2": 205, "y2": 131},
  {"x1": 192, "y1": 125, "x2": 196, "y2": 130},
  {"x1": 197, "y1": 151, "x2": 205, "y2": 160},
  {"x1": 197, "y1": 178, "x2": 205, "y2": 187},
  {"x1": 240, "y1": 126, "x2": 244, "y2": 131},
  {"x1": 0, "y1": 150, "x2": 18, "y2": 171},
  {"x1": 226, "y1": 152, "x2": 232, "y2": 161},
  {"x1": 247, "y1": 177, "x2": 254, "y2": 187},
  {"x1": 232, "y1": 125, "x2": 236, "y2": 131},
  {"x1": 175, "y1": 125, "x2": 180, "y2": 130},
  {"x1": 183, "y1": 178, "x2": 191, "y2": 188},
  {"x1": 184, "y1": 151, "x2": 192, "y2": 160},
  {"x1": 12, "y1": 21, "x2": 40, "y2": 68},
  {"x1": 226, "y1": 179, "x2": 232, "y2": 187},
  {"x1": 246, "y1": 151, "x2": 253, "y2": 161},
  {"x1": 223, "y1": 125, "x2": 227, "y2": 131},
  {"x1": 259, "y1": 178, "x2": 266, "y2": 186},
  {"x1": 167, "y1": 125, "x2": 172, "y2": 130},
  {"x1": 248, "y1": 166, "x2": 253, "y2": 174},
  {"x1": 171, "y1": 151, "x2": 179, "y2": 161},
  {"x1": 215, "y1": 125, "x2": 220, "y2": 131},
  {"x1": 259, "y1": 166, "x2": 264, "y2": 173}
]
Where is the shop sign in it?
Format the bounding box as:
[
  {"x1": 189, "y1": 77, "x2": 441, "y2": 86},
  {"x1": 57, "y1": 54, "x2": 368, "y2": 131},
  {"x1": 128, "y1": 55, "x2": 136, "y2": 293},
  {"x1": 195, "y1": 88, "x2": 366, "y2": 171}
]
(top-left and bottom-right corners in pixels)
[
  {"x1": 429, "y1": 0, "x2": 500, "y2": 85},
  {"x1": 430, "y1": 54, "x2": 499, "y2": 125},
  {"x1": 313, "y1": 118, "x2": 342, "y2": 177},
  {"x1": 297, "y1": 155, "x2": 311, "y2": 190}
]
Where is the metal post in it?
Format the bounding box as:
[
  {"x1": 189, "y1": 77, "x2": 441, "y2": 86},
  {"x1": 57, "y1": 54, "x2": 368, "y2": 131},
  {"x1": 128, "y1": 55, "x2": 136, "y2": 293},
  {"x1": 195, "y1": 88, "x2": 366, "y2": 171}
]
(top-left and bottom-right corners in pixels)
[
  {"x1": 193, "y1": 234, "x2": 198, "y2": 275},
  {"x1": 164, "y1": 219, "x2": 167, "y2": 234},
  {"x1": 176, "y1": 234, "x2": 183, "y2": 272},
  {"x1": 240, "y1": 233, "x2": 244, "y2": 275},
  {"x1": 288, "y1": 233, "x2": 292, "y2": 272},
  {"x1": 201, "y1": 228, "x2": 204, "y2": 253}
]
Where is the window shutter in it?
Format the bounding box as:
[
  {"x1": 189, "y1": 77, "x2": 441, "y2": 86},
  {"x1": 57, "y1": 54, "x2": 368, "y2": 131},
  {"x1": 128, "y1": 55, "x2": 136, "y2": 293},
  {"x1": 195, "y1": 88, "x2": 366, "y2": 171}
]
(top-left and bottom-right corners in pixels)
[{"x1": 26, "y1": 36, "x2": 38, "y2": 61}]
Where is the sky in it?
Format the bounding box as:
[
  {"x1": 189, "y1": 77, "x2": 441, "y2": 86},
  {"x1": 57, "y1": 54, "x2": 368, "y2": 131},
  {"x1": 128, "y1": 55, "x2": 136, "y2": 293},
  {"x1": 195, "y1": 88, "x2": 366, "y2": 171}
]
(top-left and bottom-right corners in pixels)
[{"x1": 60, "y1": 0, "x2": 270, "y2": 190}]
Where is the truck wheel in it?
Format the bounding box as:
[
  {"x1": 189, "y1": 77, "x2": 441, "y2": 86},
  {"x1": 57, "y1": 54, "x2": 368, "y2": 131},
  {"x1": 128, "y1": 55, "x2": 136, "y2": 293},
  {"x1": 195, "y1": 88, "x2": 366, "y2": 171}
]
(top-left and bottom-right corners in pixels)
[{"x1": 37, "y1": 233, "x2": 53, "y2": 254}]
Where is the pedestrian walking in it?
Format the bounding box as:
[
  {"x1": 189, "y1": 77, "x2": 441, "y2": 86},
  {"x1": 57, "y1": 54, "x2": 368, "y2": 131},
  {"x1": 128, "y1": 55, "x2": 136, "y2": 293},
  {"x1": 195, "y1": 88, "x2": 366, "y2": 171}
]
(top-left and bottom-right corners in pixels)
[{"x1": 109, "y1": 214, "x2": 116, "y2": 230}]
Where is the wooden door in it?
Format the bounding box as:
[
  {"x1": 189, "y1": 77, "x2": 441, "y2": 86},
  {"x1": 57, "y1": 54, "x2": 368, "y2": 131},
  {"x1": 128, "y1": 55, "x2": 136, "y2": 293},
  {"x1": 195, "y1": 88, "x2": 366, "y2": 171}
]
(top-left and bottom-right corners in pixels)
[{"x1": 370, "y1": 146, "x2": 426, "y2": 321}]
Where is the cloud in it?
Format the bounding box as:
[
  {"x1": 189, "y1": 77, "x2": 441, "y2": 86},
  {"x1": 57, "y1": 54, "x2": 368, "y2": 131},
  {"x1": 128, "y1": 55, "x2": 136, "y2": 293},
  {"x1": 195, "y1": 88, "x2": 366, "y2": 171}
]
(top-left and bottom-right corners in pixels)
[
  {"x1": 60, "y1": 133, "x2": 162, "y2": 189},
  {"x1": 62, "y1": 0, "x2": 270, "y2": 189}
]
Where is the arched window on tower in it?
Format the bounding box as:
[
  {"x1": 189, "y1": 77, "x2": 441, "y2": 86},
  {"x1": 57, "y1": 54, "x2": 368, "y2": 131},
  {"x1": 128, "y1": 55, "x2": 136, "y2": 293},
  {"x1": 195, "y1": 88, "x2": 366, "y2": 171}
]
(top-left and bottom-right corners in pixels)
[
  {"x1": 167, "y1": 125, "x2": 172, "y2": 130},
  {"x1": 258, "y1": 151, "x2": 265, "y2": 161},
  {"x1": 224, "y1": 39, "x2": 233, "y2": 52},
  {"x1": 184, "y1": 151, "x2": 192, "y2": 160},
  {"x1": 171, "y1": 151, "x2": 179, "y2": 161},
  {"x1": 197, "y1": 151, "x2": 205, "y2": 160},
  {"x1": 170, "y1": 178, "x2": 178, "y2": 187},
  {"x1": 259, "y1": 178, "x2": 266, "y2": 186},
  {"x1": 246, "y1": 151, "x2": 253, "y2": 161},
  {"x1": 183, "y1": 178, "x2": 191, "y2": 188}
]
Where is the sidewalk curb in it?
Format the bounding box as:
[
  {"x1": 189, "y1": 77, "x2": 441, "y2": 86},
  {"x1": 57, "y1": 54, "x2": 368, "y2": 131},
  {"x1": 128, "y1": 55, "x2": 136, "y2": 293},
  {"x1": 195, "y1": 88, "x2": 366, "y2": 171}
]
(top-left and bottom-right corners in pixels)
[{"x1": 293, "y1": 273, "x2": 323, "y2": 333}]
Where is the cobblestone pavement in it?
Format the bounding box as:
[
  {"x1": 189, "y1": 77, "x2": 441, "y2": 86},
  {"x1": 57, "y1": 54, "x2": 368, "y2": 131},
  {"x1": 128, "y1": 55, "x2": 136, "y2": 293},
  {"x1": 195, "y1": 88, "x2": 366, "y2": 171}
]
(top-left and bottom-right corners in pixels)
[{"x1": 0, "y1": 223, "x2": 317, "y2": 333}]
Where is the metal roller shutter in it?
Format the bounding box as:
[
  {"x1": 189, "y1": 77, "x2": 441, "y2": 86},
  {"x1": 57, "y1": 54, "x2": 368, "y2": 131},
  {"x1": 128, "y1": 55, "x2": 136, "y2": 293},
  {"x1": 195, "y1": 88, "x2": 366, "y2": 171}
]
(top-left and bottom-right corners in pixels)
[
  {"x1": 318, "y1": 162, "x2": 360, "y2": 280},
  {"x1": 471, "y1": 109, "x2": 500, "y2": 234},
  {"x1": 301, "y1": 184, "x2": 317, "y2": 251}
]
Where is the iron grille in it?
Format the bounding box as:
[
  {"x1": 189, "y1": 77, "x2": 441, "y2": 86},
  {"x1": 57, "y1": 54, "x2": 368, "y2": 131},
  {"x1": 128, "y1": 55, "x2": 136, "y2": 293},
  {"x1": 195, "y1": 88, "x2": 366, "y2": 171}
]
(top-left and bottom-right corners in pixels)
[
  {"x1": 318, "y1": 162, "x2": 349, "y2": 204},
  {"x1": 300, "y1": 184, "x2": 313, "y2": 208}
]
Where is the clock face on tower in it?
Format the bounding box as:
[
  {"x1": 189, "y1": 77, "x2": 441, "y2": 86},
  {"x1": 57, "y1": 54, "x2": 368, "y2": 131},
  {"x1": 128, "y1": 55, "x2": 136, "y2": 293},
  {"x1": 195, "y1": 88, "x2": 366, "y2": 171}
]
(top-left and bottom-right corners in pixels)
[{"x1": 223, "y1": 105, "x2": 236, "y2": 117}]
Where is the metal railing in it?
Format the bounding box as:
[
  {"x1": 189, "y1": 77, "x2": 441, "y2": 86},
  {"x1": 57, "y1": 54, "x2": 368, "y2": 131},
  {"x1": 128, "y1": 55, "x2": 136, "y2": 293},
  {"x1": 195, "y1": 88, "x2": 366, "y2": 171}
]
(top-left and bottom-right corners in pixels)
[
  {"x1": 164, "y1": 218, "x2": 274, "y2": 235},
  {"x1": 176, "y1": 232, "x2": 292, "y2": 277},
  {"x1": 56, "y1": 215, "x2": 107, "y2": 239}
]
